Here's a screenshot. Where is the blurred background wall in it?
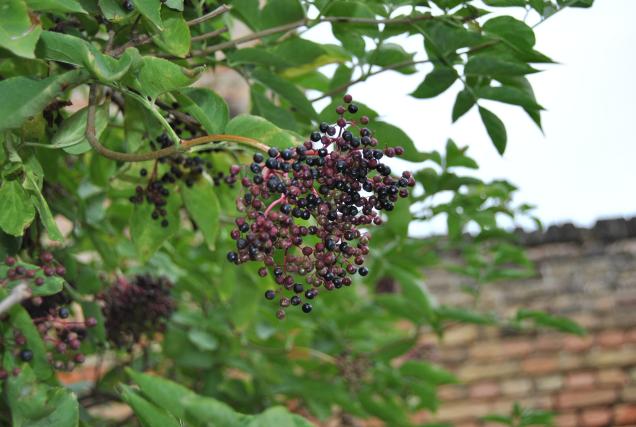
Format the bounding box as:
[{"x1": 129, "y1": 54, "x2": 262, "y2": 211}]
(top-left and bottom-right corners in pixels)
[{"x1": 410, "y1": 218, "x2": 636, "y2": 427}]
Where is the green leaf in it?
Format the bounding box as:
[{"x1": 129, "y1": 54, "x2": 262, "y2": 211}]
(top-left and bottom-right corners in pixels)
[
  {"x1": 120, "y1": 385, "x2": 181, "y2": 427},
  {"x1": 22, "y1": 161, "x2": 64, "y2": 241},
  {"x1": 7, "y1": 306, "x2": 54, "y2": 380},
  {"x1": 130, "y1": 194, "x2": 180, "y2": 262},
  {"x1": 251, "y1": 68, "x2": 317, "y2": 119},
  {"x1": 37, "y1": 31, "x2": 138, "y2": 82},
  {"x1": 444, "y1": 139, "x2": 478, "y2": 169},
  {"x1": 225, "y1": 115, "x2": 299, "y2": 149},
  {"x1": 182, "y1": 395, "x2": 247, "y2": 427},
  {"x1": 369, "y1": 43, "x2": 416, "y2": 74},
  {"x1": 79, "y1": 300, "x2": 106, "y2": 343},
  {"x1": 516, "y1": 309, "x2": 586, "y2": 335},
  {"x1": 229, "y1": 0, "x2": 260, "y2": 30},
  {"x1": 329, "y1": 64, "x2": 353, "y2": 91},
  {"x1": 26, "y1": 0, "x2": 87, "y2": 13},
  {"x1": 420, "y1": 20, "x2": 483, "y2": 59},
  {"x1": 483, "y1": 0, "x2": 527, "y2": 6},
  {"x1": 371, "y1": 121, "x2": 427, "y2": 162},
  {"x1": 451, "y1": 89, "x2": 476, "y2": 122},
  {"x1": 248, "y1": 407, "x2": 304, "y2": 427},
  {"x1": 483, "y1": 16, "x2": 535, "y2": 51},
  {"x1": 98, "y1": 0, "x2": 131, "y2": 21},
  {"x1": 124, "y1": 56, "x2": 202, "y2": 100},
  {"x1": 227, "y1": 47, "x2": 290, "y2": 69},
  {"x1": 465, "y1": 55, "x2": 538, "y2": 77},
  {"x1": 0, "y1": 180, "x2": 35, "y2": 236},
  {"x1": 0, "y1": 260, "x2": 64, "y2": 297},
  {"x1": 6, "y1": 366, "x2": 78, "y2": 427},
  {"x1": 51, "y1": 105, "x2": 109, "y2": 154},
  {"x1": 148, "y1": 9, "x2": 190, "y2": 57},
  {"x1": 163, "y1": 0, "x2": 182, "y2": 10},
  {"x1": 476, "y1": 85, "x2": 544, "y2": 110},
  {"x1": 0, "y1": 69, "x2": 87, "y2": 132},
  {"x1": 260, "y1": 0, "x2": 305, "y2": 32},
  {"x1": 174, "y1": 87, "x2": 229, "y2": 134},
  {"x1": 399, "y1": 360, "x2": 457, "y2": 385},
  {"x1": 180, "y1": 177, "x2": 220, "y2": 250},
  {"x1": 126, "y1": 368, "x2": 195, "y2": 419},
  {"x1": 0, "y1": 0, "x2": 43, "y2": 58},
  {"x1": 132, "y1": 0, "x2": 163, "y2": 29},
  {"x1": 187, "y1": 329, "x2": 219, "y2": 351},
  {"x1": 275, "y1": 38, "x2": 349, "y2": 75},
  {"x1": 478, "y1": 106, "x2": 507, "y2": 154},
  {"x1": 411, "y1": 66, "x2": 457, "y2": 98},
  {"x1": 251, "y1": 87, "x2": 299, "y2": 132}
]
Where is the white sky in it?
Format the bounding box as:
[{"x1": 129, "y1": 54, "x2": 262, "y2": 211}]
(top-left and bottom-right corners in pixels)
[{"x1": 305, "y1": 1, "x2": 636, "y2": 233}]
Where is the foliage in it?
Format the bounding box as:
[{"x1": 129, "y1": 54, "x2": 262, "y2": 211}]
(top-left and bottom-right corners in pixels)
[{"x1": 0, "y1": 0, "x2": 592, "y2": 426}]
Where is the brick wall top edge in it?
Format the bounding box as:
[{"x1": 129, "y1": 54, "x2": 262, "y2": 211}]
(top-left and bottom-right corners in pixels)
[{"x1": 516, "y1": 217, "x2": 636, "y2": 247}]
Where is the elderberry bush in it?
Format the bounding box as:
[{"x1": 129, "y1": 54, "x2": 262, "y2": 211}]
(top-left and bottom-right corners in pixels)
[
  {"x1": 99, "y1": 274, "x2": 174, "y2": 348},
  {"x1": 227, "y1": 95, "x2": 415, "y2": 318}
]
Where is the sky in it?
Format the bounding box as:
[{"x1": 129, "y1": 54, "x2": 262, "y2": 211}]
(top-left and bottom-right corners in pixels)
[{"x1": 305, "y1": 1, "x2": 636, "y2": 234}]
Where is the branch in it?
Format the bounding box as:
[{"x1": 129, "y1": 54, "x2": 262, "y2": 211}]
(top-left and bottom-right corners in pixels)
[
  {"x1": 310, "y1": 59, "x2": 432, "y2": 102},
  {"x1": 189, "y1": 13, "x2": 439, "y2": 57},
  {"x1": 187, "y1": 4, "x2": 232, "y2": 26},
  {"x1": 85, "y1": 85, "x2": 268, "y2": 162},
  {"x1": 0, "y1": 283, "x2": 31, "y2": 317},
  {"x1": 191, "y1": 26, "x2": 229, "y2": 43}
]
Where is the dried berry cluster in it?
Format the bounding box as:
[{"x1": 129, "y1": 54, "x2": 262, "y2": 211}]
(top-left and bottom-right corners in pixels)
[
  {"x1": 227, "y1": 95, "x2": 414, "y2": 319},
  {"x1": 99, "y1": 274, "x2": 174, "y2": 348},
  {"x1": 0, "y1": 253, "x2": 96, "y2": 378}
]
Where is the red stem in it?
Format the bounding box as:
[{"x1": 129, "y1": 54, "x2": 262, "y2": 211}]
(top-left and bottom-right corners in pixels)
[{"x1": 264, "y1": 194, "x2": 286, "y2": 216}]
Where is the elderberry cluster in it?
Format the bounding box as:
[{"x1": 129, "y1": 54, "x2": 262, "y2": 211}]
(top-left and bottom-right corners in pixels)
[
  {"x1": 0, "y1": 253, "x2": 96, "y2": 378},
  {"x1": 227, "y1": 95, "x2": 414, "y2": 319},
  {"x1": 99, "y1": 274, "x2": 174, "y2": 348}
]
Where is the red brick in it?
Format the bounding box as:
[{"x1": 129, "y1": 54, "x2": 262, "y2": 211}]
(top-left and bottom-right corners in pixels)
[
  {"x1": 502, "y1": 339, "x2": 533, "y2": 357},
  {"x1": 536, "y1": 335, "x2": 563, "y2": 352},
  {"x1": 615, "y1": 404, "x2": 636, "y2": 425},
  {"x1": 623, "y1": 386, "x2": 636, "y2": 402},
  {"x1": 597, "y1": 368, "x2": 627, "y2": 385},
  {"x1": 625, "y1": 329, "x2": 636, "y2": 344},
  {"x1": 564, "y1": 335, "x2": 594, "y2": 352},
  {"x1": 469, "y1": 381, "x2": 500, "y2": 399},
  {"x1": 522, "y1": 356, "x2": 559, "y2": 374},
  {"x1": 554, "y1": 412, "x2": 579, "y2": 427},
  {"x1": 557, "y1": 389, "x2": 617, "y2": 409},
  {"x1": 438, "y1": 384, "x2": 466, "y2": 401},
  {"x1": 598, "y1": 329, "x2": 625, "y2": 347},
  {"x1": 581, "y1": 407, "x2": 612, "y2": 426},
  {"x1": 565, "y1": 371, "x2": 596, "y2": 389}
]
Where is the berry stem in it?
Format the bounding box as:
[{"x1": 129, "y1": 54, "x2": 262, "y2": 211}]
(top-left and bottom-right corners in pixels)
[{"x1": 264, "y1": 194, "x2": 287, "y2": 216}]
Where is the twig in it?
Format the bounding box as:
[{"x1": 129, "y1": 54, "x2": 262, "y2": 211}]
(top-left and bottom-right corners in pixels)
[
  {"x1": 191, "y1": 26, "x2": 228, "y2": 43},
  {"x1": 85, "y1": 85, "x2": 269, "y2": 162},
  {"x1": 310, "y1": 58, "x2": 432, "y2": 102},
  {"x1": 0, "y1": 283, "x2": 31, "y2": 317},
  {"x1": 187, "y1": 4, "x2": 232, "y2": 26},
  {"x1": 189, "y1": 13, "x2": 439, "y2": 57}
]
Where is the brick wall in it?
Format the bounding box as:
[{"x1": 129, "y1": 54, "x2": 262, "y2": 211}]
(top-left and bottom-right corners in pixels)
[{"x1": 415, "y1": 218, "x2": 636, "y2": 427}]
